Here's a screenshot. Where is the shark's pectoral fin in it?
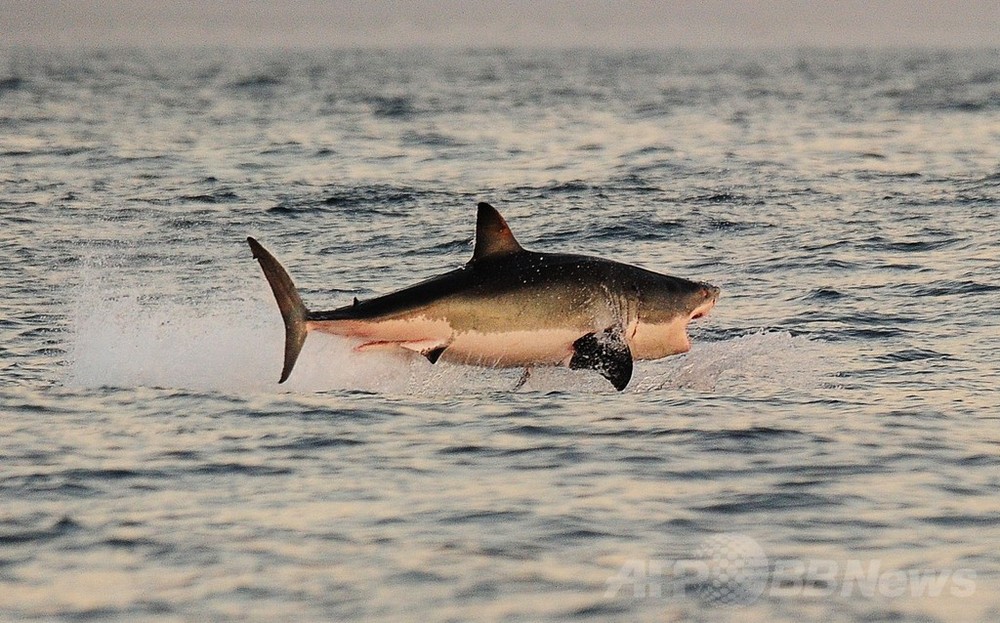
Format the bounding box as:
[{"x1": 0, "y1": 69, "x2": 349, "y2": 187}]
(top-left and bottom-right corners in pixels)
[
  {"x1": 423, "y1": 345, "x2": 447, "y2": 364},
  {"x1": 569, "y1": 327, "x2": 633, "y2": 391}
]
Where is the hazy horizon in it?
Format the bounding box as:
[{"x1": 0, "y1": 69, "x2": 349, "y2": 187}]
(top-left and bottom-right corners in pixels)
[{"x1": 2, "y1": 0, "x2": 998, "y2": 49}]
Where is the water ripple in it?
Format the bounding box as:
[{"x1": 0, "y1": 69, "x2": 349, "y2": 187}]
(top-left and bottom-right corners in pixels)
[{"x1": 2, "y1": 47, "x2": 998, "y2": 623}]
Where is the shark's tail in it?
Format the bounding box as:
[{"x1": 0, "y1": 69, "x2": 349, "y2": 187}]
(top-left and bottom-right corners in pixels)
[{"x1": 247, "y1": 237, "x2": 308, "y2": 383}]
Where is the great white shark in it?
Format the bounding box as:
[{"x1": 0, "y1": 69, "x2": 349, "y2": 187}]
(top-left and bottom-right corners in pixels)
[{"x1": 248, "y1": 202, "x2": 719, "y2": 391}]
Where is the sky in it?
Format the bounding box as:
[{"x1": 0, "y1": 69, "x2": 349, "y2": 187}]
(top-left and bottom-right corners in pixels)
[{"x1": 2, "y1": 0, "x2": 998, "y2": 49}]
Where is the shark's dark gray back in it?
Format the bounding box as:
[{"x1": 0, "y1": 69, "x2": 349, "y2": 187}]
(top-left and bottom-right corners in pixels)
[{"x1": 311, "y1": 202, "x2": 710, "y2": 327}]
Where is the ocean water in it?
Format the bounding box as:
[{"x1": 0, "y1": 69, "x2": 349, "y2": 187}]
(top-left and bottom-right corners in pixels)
[{"x1": 1, "y1": 47, "x2": 998, "y2": 621}]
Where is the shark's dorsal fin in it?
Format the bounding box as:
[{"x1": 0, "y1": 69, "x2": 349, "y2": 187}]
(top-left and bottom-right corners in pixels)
[{"x1": 472, "y1": 202, "x2": 523, "y2": 262}]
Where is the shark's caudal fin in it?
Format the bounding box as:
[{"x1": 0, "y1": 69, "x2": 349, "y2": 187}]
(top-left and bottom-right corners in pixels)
[{"x1": 247, "y1": 237, "x2": 308, "y2": 383}]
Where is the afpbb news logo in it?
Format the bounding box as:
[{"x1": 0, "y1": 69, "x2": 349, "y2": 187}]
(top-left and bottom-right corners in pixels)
[{"x1": 605, "y1": 533, "x2": 976, "y2": 606}]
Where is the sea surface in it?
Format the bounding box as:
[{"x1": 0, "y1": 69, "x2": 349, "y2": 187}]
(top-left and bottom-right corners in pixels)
[{"x1": 1, "y1": 47, "x2": 998, "y2": 622}]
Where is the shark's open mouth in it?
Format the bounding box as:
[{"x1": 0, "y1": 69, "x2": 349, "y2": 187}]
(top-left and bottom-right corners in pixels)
[
  {"x1": 681, "y1": 290, "x2": 719, "y2": 347},
  {"x1": 689, "y1": 289, "x2": 719, "y2": 322}
]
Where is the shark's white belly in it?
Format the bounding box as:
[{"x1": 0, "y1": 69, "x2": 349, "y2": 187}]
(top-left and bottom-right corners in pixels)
[
  {"x1": 308, "y1": 316, "x2": 581, "y2": 368},
  {"x1": 309, "y1": 312, "x2": 700, "y2": 367},
  {"x1": 443, "y1": 328, "x2": 580, "y2": 367}
]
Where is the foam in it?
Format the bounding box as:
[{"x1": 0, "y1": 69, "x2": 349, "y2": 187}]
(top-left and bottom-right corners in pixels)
[
  {"x1": 633, "y1": 331, "x2": 831, "y2": 394},
  {"x1": 66, "y1": 295, "x2": 279, "y2": 392}
]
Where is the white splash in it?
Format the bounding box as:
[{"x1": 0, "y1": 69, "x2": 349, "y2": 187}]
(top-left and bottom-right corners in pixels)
[{"x1": 632, "y1": 331, "x2": 832, "y2": 394}]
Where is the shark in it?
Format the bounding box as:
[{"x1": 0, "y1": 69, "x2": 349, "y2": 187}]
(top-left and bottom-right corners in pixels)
[{"x1": 248, "y1": 202, "x2": 719, "y2": 391}]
